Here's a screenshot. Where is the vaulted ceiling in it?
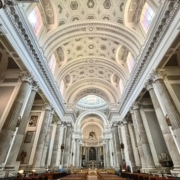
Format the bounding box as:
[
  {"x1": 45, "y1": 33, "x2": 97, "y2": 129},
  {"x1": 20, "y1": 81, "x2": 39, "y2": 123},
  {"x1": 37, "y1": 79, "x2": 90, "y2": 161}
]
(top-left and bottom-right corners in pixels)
[{"x1": 35, "y1": 0, "x2": 147, "y2": 110}]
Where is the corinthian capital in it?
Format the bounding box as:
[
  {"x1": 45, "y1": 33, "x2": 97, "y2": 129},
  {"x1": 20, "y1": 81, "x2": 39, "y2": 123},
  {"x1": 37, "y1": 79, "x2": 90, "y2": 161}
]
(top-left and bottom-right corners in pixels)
[
  {"x1": 19, "y1": 71, "x2": 33, "y2": 83},
  {"x1": 31, "y1": 80, "x2": 39, "y2": 92},
  {"x1": 150, "y1": 69, "x2": 165, "y2": 82},
  {"x1": 132, "y1": 101, "x2": 141, "y2": 110},
  {"x1": 145, "y1": 79, "x2": 153, "y2": 91}
]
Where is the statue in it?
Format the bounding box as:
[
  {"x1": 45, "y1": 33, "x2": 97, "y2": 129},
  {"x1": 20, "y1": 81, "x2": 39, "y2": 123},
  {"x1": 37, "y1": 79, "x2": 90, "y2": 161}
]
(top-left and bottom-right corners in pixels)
[
  {"x1": 20, "y1": 150, "x2": 27, "y2": 164},
  {"x1": 92, "y1": 160, "x2": 94, "y2": 169},
  {"x1": 89, "y1": 131, "x2": 96, "y2": 139}
]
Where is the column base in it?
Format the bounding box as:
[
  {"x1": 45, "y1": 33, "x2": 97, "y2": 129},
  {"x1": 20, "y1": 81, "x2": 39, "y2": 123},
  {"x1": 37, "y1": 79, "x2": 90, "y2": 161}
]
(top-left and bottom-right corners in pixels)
[
  {"x1": 171, "y1": 166, "x2": 180, "y2": 177},
  {"x1": 141, "y1": 167, "x2": 173, "y2": 174}
]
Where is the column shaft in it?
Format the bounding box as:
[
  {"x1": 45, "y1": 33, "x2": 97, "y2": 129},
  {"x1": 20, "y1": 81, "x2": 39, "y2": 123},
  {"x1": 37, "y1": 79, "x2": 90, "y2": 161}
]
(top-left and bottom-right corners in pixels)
[
  {"x1": 50, "y1": 122, "x2": 63, "y2": 169},
  {"x1": 63, "y1": 125, "x2": 72, "y2": 168},
  {"x1": 133, "y1": 104, "x2": 155, "y2": 169},
  {"x1": 32, "y1": 105, "x2": 53, "y2": 169},
  {"x1": 0, "y1": 77, "x2": 32, "y2": 164},
  {"x1": 123, "y1": 122, "x2": 136, "y2": 171},
  {"x1": 6, "y1": 83, "x2": 38, "y2": 166},
  {"x1": 152, "y1": 72, "x2": 180, "y2": 147},
  {"x1": 147, "y1": 83, "x2": 180, "y2": 169}
]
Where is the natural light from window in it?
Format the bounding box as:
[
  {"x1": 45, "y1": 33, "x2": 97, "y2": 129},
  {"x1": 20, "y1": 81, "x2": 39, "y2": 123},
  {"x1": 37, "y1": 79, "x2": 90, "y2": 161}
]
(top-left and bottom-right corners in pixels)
[
  {"x1": 49, "y1": 54, "x2": 56, "y2": 74},
  {"x1": 119, "y1": 79, "x2": 124, "y2": 95},
  {"x1": 60, "y1": 80, "x2": 64, "y2": 96},
  {"x1": 140, "y1": 3, "x2": 155, "y2": 33},
  {"x1": 28, "y1": 6, "x2": 42, "y2": 35},
  {"x1": 127, "y1": 52, "x2": 135, "y2": 73}
]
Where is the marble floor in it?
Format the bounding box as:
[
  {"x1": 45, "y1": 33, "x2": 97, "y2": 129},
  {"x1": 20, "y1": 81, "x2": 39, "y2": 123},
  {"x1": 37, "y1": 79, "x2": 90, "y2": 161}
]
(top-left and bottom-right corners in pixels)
[{"x1": 87, "y1": 175, "x2": 98, "y2": 180}]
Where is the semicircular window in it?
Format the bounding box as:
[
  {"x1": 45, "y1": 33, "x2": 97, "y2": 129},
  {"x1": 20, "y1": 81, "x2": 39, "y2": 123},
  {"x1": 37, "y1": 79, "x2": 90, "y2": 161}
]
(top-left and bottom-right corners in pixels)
[{"x1": 76, "y1": 95, "x2": 108, "y2": 110}]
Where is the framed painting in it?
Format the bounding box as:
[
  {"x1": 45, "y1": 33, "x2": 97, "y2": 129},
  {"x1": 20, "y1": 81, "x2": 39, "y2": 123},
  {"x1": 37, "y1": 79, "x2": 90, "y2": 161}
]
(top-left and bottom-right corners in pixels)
[{"x1": 24, "y1": 131, "x2": 34, "y2": 143}]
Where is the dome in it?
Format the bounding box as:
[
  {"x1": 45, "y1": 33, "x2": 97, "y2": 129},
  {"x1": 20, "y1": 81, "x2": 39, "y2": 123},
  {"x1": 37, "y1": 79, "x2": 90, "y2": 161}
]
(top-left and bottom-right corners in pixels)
[{"x1": 76, "y1": 95, "x2": 108, "y2": 110}]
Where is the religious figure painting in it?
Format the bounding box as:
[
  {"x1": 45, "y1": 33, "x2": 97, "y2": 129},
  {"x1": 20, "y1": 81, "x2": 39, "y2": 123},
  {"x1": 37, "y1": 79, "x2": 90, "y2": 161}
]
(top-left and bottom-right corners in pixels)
[
  {"x1": 89, "y1": 147, "x2": 96, "y2": 160},
  {"x1": 24, "y1": 131, "x2": 34, "y2": 143}
]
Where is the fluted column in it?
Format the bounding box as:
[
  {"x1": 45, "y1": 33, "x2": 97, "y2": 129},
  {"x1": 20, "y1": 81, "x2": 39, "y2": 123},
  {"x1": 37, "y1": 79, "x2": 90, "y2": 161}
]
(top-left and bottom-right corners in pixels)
[
  {"x1": 133, "y1": 103, "x2": 155, "y2": 170},
  {"x1": 112, "y1": 123, "x2": 122, "y2": 168},
  {"x1": 6, "y1": 80, "x2": 39, "y2": 166},
  {"x1": 105, "y1": 139, "x2": 110, "y2": 168},
  {"x1": 60, "y1": 124, "x2": 67, "y2": 166},
  {"x1": 0, "y1": 72, "x2": 33, "y2": 165},
  {"x1": 63, "y1": 124, "x2": 72, "y2": 169},
  {"x1": 50, "y1": 121, "x2": 63, "y2": 170},
  {"x1": 32, "y1": 104, "x2": 54, "y2": 170},
  {"x1": 123, "y1": 120, "x2": 136, "y2": 171},
  {"x1": 79, "y1": 144, "x2": 82, "y2": 168},
  {"x1": 146, "y1": 80, "x2": 180, "y2": 172},
  {"x1": 151, "y1": 70, "x2": 180, "y2": 148},
  {"x1": 103, "y1": 144, "x2": 106, "y2": 168},
  {"x1": 128, "y1": 122, "x2": 141, "y2": 168},
  {"x1": 75, "y1": 139, "x2": 80, "y2": 168},
  {"x1": 130, "y1": 110, "x2": 146, "y2": 169}
]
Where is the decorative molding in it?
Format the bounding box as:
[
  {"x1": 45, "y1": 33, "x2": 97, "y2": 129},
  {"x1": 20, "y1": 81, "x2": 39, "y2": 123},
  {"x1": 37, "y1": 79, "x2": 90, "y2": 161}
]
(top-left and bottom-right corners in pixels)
[
  {"x1": 3, "y1": 4, "x2": 70, "y2": 118},
  {"x1": 0, "y1": 24, "x2": 7, "y2": 35},
  {"x1": 117, "y1": 0, "x2": 180, "y2": 116},
  {"x1": 19, "y1": 71, "x2": 33, "y2": 83}
]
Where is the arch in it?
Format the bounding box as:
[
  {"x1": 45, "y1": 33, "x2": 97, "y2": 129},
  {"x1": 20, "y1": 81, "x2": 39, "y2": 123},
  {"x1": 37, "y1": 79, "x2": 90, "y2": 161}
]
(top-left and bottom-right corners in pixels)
[
  {"x1": 81, "y1": 122, "x2": 103, "y2": 133},
  {"x1": 75, "y1": 111, "x2": 109, "y2": 129},
  {"x1": 42, "y1": 22, "x2": 142, "y2": 59}
]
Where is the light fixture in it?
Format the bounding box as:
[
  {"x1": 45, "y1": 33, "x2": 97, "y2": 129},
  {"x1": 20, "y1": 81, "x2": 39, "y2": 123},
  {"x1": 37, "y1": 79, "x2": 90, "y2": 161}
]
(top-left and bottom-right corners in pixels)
[{"x1": 18, "y1": 169, "x2": 24, "y2": 174}]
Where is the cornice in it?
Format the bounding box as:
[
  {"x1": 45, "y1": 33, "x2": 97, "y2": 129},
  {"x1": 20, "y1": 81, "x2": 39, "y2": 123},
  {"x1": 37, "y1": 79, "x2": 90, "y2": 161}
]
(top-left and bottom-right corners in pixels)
[
  {"x1": 3, "y1": 5, "x2": 68, "y2": 117},
  {"x1": 117, "y1": 0, "x2": 180, "y2": 115}
]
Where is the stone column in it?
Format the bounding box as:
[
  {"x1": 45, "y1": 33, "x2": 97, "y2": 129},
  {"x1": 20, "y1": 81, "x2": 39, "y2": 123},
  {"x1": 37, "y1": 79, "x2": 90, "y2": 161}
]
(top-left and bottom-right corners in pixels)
[
  {"x1": 128, "y1": 122, "x2": 141, "y2": 168},
  {"x1": 6, "y1": 80, "x2": 39, "y2": 166},
  {"x1": 75, "y1": 139, "x2": 80, "y2": 168},
  {"x1": 105, "y1": 139, "x2": 110, "y2": 168},
  {"x1": 60, "y1": 124, "x2": 67, "y2": 167},
  {"x1": 32, "y1": 104, "x2": 54, "y2": 170},
  {"x1": 146, "y1": 80, "x2": 180, "y2": 174},
  {"x1": 50, "y1": 121, "x2": 63, "y2": 170},
  {"x1": 63, "y1": 124, "x2": 72, "y2": 169},
  {"x1": 130, "y1": 110, "x2": 146, "y2": 169},
  {"x1": 151, "y1": 70, "x2": 180, "y2": 148},
  {"x1": 0, "y1": 72, "x2": 33, "y2": 165},
  {"x1": 123, "y1": 120, "x2": 136, "y2": 171},
  {"x1": 112, "y1": 123, "x2": 122, "y2": 168},
  {"x1": 103, "y1": 144, "x2": 106, "y2": 168},
  {"x1": 132, "y1": 103, "x2": 155, "y2": 170},
  {"x1": 79, "y1": 144, "x2": 82, "y2": 168}
]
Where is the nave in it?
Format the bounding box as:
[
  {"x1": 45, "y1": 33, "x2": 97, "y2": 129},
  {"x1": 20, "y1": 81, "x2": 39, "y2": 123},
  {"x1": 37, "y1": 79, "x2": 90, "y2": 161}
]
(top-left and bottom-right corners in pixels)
[{"x1": 0, "y1": 0, "x2": 180, "y2": 179}]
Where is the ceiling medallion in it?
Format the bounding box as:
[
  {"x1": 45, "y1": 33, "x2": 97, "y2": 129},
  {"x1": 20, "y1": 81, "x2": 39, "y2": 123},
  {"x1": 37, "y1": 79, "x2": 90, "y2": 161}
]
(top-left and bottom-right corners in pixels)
[
  {"x1": 70, "y1": 1, "x2": 78, "y2": 10},
  {"x1": 103, "y1": 0, "x2": 111, "y2": 9},
  {"x1": 87, "y1": 0, "x2": 95, "y2": 8}
]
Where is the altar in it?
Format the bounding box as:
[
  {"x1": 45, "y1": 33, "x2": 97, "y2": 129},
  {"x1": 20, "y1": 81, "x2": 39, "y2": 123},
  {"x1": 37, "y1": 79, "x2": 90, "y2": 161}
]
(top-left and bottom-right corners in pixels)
[{"x1": 88, "y1": 161, "x2": 97, "y2": 175}]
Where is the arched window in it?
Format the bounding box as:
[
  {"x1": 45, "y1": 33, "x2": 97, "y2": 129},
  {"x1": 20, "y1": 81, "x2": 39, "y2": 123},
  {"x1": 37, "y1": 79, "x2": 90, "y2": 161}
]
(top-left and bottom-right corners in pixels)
[
  {"x1": 119, "y1": 79, "x2": 124, "y2": 95},
  {"x1": 60, "y1": 80, "x2": 64, "y2": 96},
  {"x1": 28, "y1": 6, "x2": 42, "y2": 35},
  {"x1": 127, "y1": 52, "x2": 135, "y2": 73},
  {"x1": 49, "y1": 54, "x2": 56, "y2": 74},
  {"x1": 140, "y1": 3, "x2": 155, "y2": 33}
]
